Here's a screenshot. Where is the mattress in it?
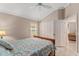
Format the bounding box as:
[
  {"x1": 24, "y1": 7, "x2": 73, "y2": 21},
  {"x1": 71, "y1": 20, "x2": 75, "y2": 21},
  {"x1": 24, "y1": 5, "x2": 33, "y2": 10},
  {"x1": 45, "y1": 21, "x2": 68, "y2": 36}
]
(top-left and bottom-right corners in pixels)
[{"x1": 0, "y1": 38, "x2": 55, "y2": 56}]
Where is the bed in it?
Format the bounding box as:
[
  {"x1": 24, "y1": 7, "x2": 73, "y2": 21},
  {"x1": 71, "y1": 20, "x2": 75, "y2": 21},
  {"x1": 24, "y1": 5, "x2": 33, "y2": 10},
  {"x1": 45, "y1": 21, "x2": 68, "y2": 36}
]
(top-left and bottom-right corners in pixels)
[{"x1": 0, "y1": 36, "x2": 55, "y2": 56}]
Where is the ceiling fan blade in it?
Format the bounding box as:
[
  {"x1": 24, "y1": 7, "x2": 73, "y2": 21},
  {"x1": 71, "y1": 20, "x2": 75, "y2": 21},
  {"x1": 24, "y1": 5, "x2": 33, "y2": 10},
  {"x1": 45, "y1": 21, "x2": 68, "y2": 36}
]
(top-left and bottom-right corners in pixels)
[
  {"x1": 29, "y1": 5, "x2": 36, "y2": 8},
  {"x1": 42, "y1": 5, "x2": 52, "y2": 9},
  {"x1": 29, "y1": 4, "x2": 41, "y2": 9}
]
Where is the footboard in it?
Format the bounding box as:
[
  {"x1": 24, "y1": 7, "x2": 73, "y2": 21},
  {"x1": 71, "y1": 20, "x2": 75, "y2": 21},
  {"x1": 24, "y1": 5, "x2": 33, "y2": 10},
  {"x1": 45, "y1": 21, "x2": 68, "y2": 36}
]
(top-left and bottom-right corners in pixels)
[{"x1": 33, "y1": 35, "x2": 55, "y2": 56}]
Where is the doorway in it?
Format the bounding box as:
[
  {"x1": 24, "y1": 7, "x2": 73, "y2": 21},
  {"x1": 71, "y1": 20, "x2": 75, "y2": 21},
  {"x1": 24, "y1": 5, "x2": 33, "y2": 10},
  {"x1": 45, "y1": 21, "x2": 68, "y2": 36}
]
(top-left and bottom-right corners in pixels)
[{"x1": 55, "y1": 14, "x2": 77, "y2": 55}]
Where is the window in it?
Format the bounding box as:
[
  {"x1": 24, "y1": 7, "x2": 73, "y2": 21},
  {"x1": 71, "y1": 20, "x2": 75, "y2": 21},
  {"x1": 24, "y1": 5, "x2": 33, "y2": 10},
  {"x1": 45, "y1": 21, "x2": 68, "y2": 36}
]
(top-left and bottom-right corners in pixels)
[{"x1": 31, "y1": 23, "x2": 38, "y2": 36}]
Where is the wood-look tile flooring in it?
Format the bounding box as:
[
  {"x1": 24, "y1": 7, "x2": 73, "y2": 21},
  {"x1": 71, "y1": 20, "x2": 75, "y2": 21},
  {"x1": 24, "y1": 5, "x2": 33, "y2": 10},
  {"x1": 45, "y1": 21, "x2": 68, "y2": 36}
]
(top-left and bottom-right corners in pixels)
[{"x1": 56, "y1": 41, "x2": 77, "y2": 56}]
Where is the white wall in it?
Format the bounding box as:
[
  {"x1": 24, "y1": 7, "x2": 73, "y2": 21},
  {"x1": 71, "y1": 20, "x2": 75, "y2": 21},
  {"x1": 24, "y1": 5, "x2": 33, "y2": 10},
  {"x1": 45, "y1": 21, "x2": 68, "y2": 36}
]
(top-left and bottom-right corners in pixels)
[
  {"x1": 68, "y1": 22, "x2": 76, "y2": 33},
  {"x1": 77, "y1": 13, "x2": 79, "y2": 52},
  {"x1": 39, "y1": 15, "x2": 77, "y2": 47},
  {"x1": 65, "y1": 14, "x2": 77, "y2": 34},
  {"x1": 39, "y1": 19, "x2": 54, "y2": 38},
  {"x1": 39, "y1": 19, "x2": 68, "y2": 46}
]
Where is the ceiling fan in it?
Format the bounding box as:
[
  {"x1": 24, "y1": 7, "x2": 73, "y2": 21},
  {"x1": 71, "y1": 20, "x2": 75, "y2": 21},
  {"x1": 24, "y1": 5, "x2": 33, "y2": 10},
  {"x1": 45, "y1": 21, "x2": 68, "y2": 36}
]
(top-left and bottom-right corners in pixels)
[{"x1": 30, "y1": 3, "x2": 52, "y2": 9}]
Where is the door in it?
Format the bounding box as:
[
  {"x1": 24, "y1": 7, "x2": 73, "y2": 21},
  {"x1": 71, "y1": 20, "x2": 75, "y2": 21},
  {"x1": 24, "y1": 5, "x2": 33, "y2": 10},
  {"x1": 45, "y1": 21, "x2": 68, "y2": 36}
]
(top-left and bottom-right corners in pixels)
[{"x1": 54, "y1": 20, "x2": 68, "y2": 46}]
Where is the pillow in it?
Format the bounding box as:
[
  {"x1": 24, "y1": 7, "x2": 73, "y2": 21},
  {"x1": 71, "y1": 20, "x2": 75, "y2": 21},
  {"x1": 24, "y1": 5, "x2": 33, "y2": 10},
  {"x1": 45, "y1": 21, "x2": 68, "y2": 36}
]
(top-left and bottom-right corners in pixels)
[
  {"x1": 0, "y1": 39, "x2": 13, "y2": 50},
  {"x1": 0, "y1": 46, "x2": 13, "y2": 56}
]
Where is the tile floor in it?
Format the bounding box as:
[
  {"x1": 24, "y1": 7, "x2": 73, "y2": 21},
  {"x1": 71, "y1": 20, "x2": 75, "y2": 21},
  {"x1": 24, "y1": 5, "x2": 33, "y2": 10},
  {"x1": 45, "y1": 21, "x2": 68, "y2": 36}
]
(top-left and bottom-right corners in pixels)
[{"x1": 56, "y1": 41, "x2": 77, "y2": 56}]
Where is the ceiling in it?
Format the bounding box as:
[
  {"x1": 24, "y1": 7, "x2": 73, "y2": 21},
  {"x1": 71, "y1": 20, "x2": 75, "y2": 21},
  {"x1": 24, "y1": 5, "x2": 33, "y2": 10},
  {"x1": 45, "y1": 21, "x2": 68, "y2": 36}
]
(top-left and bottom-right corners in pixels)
[{"x1": 0, "y1": 3, "x2": 69, "y2": 21}]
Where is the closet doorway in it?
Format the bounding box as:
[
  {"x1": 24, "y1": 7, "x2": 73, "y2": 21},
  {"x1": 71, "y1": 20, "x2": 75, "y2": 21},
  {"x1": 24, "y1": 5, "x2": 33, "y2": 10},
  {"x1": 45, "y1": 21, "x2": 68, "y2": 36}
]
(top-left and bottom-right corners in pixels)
[
  {"x1": 66, "y1": 14, "x2": 77, "y2": 53},
  {"x1": 54, "y1": 14, "x2": 77, "y2": 55}
]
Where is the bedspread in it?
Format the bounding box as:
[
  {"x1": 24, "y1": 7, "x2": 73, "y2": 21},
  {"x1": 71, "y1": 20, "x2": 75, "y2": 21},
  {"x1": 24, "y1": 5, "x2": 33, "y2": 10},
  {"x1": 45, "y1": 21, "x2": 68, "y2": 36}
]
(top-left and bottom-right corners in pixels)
[{"x1": 0, "y1": 38, "x2": 55, "y2": 56}]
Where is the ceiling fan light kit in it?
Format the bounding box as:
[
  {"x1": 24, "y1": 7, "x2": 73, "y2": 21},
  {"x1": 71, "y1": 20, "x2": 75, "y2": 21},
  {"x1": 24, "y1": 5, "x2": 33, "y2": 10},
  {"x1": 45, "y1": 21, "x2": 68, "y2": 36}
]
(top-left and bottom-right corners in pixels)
[{"x1": 30, "y1": 3, "x2": 52, "y2": 9}]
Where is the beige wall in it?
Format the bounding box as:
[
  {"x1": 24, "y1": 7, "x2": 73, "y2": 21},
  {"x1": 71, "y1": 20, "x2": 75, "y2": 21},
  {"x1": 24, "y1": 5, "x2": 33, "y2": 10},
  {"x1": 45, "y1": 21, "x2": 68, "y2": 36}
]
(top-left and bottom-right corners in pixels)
[
  {"x1": 0, "y1": 12, "x2": 37, "y2": 39},
  {"x1": 65, "y1": 4, "x2": 79, "y2": 18}
]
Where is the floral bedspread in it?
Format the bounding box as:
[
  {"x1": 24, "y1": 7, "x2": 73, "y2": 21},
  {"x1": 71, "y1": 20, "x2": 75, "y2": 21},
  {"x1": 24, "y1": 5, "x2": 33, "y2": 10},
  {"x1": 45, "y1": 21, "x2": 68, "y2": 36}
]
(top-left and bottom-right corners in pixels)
[{"x1": 0, "y1": 38, "x2": 55, "y2": 56}]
